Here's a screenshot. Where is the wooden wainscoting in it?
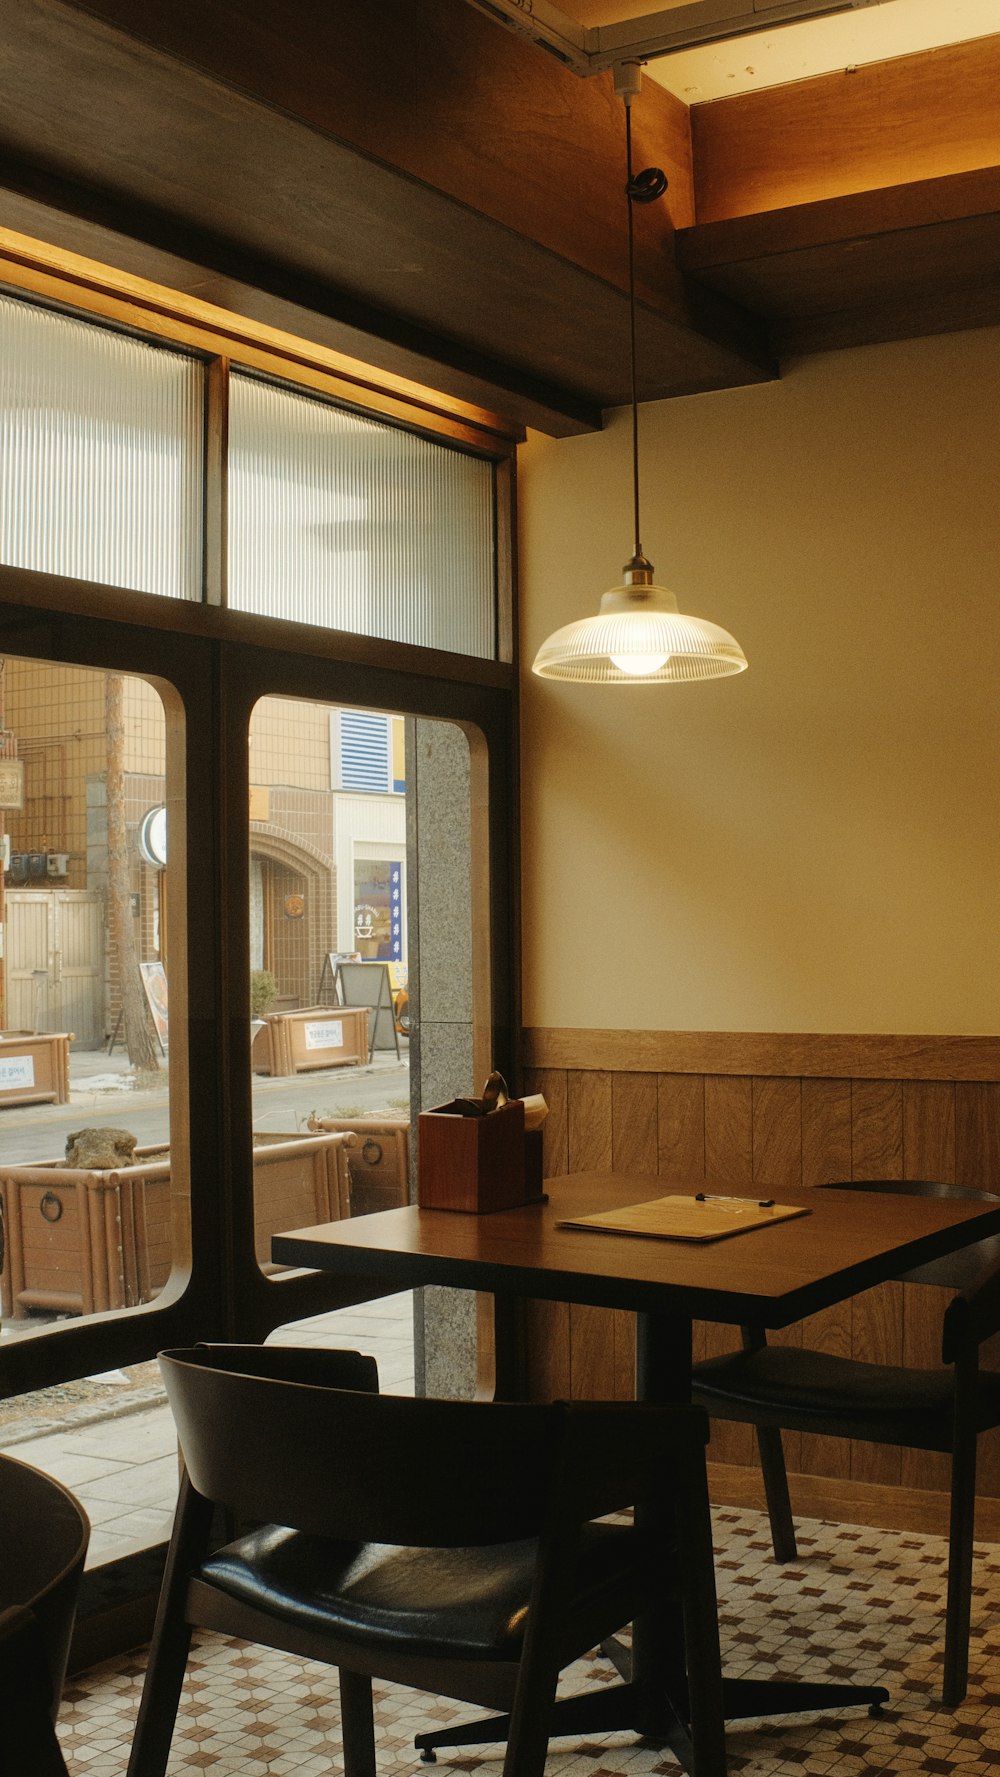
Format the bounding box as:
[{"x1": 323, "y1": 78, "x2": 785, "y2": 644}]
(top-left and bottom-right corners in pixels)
[{"x1": 521, "y1": 1029, "x2": 1000, "y2": 1536}]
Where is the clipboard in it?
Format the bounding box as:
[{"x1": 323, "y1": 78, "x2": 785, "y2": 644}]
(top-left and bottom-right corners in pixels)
[{"x1": 556, "y1": 1193, "x2": 810, "y2": 1243}]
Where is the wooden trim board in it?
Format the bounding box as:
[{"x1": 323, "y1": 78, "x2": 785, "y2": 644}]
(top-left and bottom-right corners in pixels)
[
  {"x1": 709, "y1": 1459, "x2": 1000, "y2": 1545},
  {"x1": 522, "y1": 1028, "x2": 1000, "y2": 1082}
]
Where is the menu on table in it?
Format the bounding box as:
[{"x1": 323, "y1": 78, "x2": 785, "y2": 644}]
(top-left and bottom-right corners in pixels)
[{"x1": 557, "y1": 1193, "x2": 810, "y2": 1243}]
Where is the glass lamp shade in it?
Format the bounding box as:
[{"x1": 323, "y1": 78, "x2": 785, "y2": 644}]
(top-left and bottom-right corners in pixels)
[{"x1": 532, "y1": 572, "x2": 748, "y2": 685}]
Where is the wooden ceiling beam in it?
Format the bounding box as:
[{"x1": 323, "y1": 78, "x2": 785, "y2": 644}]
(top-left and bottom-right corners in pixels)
[
  {"x1": 0, "y1": 0, "x2": 774, "y2": 433},
  {"x1": 677, "y1": 166, "x2": 1000, "y2": 357},
  {"x1": 691, "y1": 34, "x2": 1000, "y2": 224}
]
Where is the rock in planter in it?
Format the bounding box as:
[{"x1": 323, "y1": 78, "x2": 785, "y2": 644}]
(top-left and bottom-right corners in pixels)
[{"x1": 64, "y1": 1127, "x2": 138, "y2": 1168}]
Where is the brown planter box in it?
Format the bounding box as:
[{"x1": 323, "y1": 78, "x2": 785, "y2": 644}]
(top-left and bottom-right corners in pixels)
[
  {"x1": 0, "y1": 1151, "x2": 170, "y2": 1318},
  {"x1": 0, "y1": 1131, "x2": 353, "y2": 1318},
  {"x1": 0, "y1": 1031, "x2": 71, "y2": 1107},
  {"x1": 309, "y1": 1117, "x2": 410, "y2": 1217},
  {"x1": 252, "y1": 1007, "x2": 369, "y2": 1076}
]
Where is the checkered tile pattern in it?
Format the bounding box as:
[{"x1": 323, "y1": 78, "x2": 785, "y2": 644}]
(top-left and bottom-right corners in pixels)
[{"x1": 59, "y1": 1509, "x2": 1000, "y2": 1774}]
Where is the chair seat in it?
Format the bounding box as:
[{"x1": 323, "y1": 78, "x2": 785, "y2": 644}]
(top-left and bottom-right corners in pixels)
[
  {"x1": 694, "y1": 1345, "x2": 1000, "y2": 1445},
  {"x1": 201, "y1": 1520, "x2": 647, "y2": 1661}
]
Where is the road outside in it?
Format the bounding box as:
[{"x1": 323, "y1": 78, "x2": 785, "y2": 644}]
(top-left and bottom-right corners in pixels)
[{"x1": 0, "y1": 1043, "x2": 411, "y2": 1164}]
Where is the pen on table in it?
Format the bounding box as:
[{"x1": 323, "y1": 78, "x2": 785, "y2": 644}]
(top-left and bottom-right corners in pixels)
[{"x1": 694, "y1": 1191, "x2": 775, "y2": 1208}]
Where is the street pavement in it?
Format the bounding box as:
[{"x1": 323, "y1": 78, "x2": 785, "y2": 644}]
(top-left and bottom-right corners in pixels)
[{"x1": 0, "y1": 1044, "x2": 411, "y2": 1163}]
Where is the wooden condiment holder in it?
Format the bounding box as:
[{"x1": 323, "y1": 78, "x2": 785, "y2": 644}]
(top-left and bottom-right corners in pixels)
[{"x1": 418, "y1": 1097, "x2": 526, "y2": 1213}]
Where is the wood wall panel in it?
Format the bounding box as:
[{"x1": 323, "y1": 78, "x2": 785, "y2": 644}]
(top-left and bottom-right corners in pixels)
[
  {"x1": 903, "y1": 1080, "x2": 956, "y2": 1182},
  {"x1": 797, "y1": 1077, "x2": 855, "y2": 1471},
  {"x1": 752, "y1": 1077, "x2": 802, "y2": 1186},
  {"x1": 518, "y1": 1031, "x2": 1000, "y2": 1511},
  {"x1": 956, "y1": 1083, "x2": 1000, "y2": 1188},
  {"x1": 897, "y1": 1080, "x2": 956, "y2": 1488},
  {"x1": 521, "y1": 1066, "x2": 570, "y2": 1400},
  {"x1": 566, "y1": 1070, "x2": 615, "y2": 1400},
  {"x1": 705, "y1": 1075, "x2": 753, "y2": 1186},
  {"x1": 851, "y1": 1079, "x2": 904, "y2": 1178},
  {"x1": 751, "y1": 1077, "x2": 804, "y2": 1465},
  {"x1": 658, "y1": 1073, "x2": 706, "y2": 1183},
  {"x1": 609, "y1": 1074, "x2": 655, "y2": 1392},
  {"x1": 801, "y1": 1079, "x2": 852, "y2": 1186},
  {"x1": 848, "y1": 1079, "x2": 904, "y2": 1480},
  {"x1": 956, "y1": 1085, "x2": 1000, "y2": 1495},
  {"x1": 658, "y1": 1074, "x2": 709, "y2": 1359},
  {"x1": 701, "y1": 1074, "x2": 755, "y2": 1461},
  {"x1": 612, "y1": 1073, "x2": 658, "y2": 1176},
  {"x1": 525, "y1": 1067, "x2": 569, "y2": 1180}
]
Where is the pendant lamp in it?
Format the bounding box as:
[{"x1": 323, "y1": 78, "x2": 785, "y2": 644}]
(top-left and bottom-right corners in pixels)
[{"x1": 532, "y1": 64, "x2": 748, "y2": 686}]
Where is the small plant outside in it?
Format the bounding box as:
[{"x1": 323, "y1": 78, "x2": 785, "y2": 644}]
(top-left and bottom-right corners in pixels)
[{"x1": 250, "y1": 969, "x2": 279, "y2": 1017}]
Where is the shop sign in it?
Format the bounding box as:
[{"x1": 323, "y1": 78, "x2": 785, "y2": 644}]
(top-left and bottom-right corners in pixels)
[
  {"x1": 0, "y1": 1055, "x2": 34, "y2": 1089},
  {"x1": 0, "y1": 759, "x2": 24, "y2": 810}
]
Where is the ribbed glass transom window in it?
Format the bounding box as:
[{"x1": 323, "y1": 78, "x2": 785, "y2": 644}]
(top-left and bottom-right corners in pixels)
[
  {"x1": 227, "y1": 373, "x2": 495, "y2": 657},
  {"x1": 0, "y1": 293, "x2": 204, "y2": 598}
]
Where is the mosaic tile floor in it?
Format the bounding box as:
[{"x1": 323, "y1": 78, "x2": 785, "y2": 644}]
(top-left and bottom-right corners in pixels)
[{"x1": 59, "y1": 1508, "x2": 1000, "y2": 1775}]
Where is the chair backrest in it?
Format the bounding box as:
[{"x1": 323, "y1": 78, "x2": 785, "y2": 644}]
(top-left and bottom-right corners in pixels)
[
  {"x1": 160, "y1": 1345, "x2": 707, "y2": 1549},
  {"x1": 819, "y1": 1179, "x2": 1000, "y2": 1290},
  {"x1": 0, "y1": 1453, "x2": 90, "y2": 1722}
]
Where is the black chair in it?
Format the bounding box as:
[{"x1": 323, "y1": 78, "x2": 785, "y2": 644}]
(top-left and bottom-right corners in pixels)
[
  {"x1": 0, "y1": 1451, "x2": 91, "y2": 1776},
  {"x1": 128, "y1": 1343, "x2": 726, "y2": 1777},
  {"x1": 692, "y1": 1179, "x2": 1000, "y2": 1707}
]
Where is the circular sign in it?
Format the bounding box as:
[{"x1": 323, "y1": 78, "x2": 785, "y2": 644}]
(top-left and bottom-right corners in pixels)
[
  {"x1": 138, "y1": 804, "x2": 168, "y2": 868},
  {"x1": 284, "y1": 894, "x2": 305, "y2": 920}
]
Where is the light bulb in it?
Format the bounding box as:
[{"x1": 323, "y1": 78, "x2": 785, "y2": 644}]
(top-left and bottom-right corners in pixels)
[{"x1": 611, "y1": 650, "x2": 669, "y2": 677}]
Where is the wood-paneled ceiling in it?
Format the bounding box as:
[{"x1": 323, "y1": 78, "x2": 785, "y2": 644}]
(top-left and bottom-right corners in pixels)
[{"x1": 0, "y1": 0, "x2": 997, "y2": 436}]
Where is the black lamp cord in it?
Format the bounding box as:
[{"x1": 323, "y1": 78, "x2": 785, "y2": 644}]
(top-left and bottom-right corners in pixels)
[{"x1": 623, "y1": 96, "x2": 668, "y2": 568}]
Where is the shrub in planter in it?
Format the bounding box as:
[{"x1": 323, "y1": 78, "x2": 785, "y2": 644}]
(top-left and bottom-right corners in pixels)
[{"x1": 250, "y1": 969, "x2": 279, "y2": 1018}]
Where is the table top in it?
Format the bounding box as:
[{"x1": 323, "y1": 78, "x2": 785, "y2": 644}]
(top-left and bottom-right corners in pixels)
[{"x1": 272, "y1": 1172, "x2": 1000, "y2": 1328}]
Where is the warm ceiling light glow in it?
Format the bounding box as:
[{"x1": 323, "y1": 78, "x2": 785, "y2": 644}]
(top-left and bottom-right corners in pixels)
[
  {"x1": 533, "y1": 558, "x2": 747, "y2": 683},
  {"x1": 646, "y1": 0, "x2": 1000, "y2": 101},
  {"x1": 531, "y1": 66, "x2": 748, "y2": 688}
]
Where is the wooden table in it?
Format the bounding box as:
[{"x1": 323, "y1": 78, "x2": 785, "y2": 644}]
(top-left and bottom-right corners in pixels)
[{"x1": 273, "y1": 1172, "x2": 1000, "y2": 1760}]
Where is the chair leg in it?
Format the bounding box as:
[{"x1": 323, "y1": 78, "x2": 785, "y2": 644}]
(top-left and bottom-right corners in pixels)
[
  {"x1": 503, "y1": 1662, "x2": 560, "y2": 1777},
  {"x1": 756, "y1": 1426, "x2": 798, "y2": 1564},
  {"x1": 942, "y1": 1430, "x2": 978, "y2": 1708},
  {"x1": 127, "y1": 1475, "x2": 210, "y2": 1777},
  {"x1": 339, "y1": 1668, "x2": 376, "y2": 1777},
  {"x1": 125, "y1": 1613, "x2": 194, "y2": 1777}
]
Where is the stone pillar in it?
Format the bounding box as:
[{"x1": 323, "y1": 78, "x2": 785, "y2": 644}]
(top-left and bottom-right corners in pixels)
[{"x1": 406, "y1": 718, "x2": 478, "y2": 1399}]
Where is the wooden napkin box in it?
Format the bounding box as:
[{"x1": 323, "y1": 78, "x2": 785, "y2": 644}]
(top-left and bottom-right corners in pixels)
[{"x1": 418, "y1": 1097, "x2": 526, "y2": 1213}]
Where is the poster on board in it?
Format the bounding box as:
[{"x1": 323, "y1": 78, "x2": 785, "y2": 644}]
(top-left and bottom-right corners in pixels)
[{"x1": 139, "y1": 961, "x2": 169, "y2": 1050}]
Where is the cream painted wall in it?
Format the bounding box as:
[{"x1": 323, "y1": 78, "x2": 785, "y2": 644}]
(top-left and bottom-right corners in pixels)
[{"x1": 518, "y1": 328, "x2": 1000, "y2": 1035}]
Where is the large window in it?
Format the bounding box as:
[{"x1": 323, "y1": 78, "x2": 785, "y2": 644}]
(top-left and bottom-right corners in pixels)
[{"x1": 0, "y1": 273, "x2": 515, "y2": 1595}]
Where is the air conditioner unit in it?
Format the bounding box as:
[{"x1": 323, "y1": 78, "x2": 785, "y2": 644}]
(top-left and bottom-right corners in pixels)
[{"x1": 46, "y1": 852, "x2": 70, "y2": 878}]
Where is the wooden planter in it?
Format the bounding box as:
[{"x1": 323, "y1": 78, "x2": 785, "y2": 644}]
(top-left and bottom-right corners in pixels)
[
  {"x1": 0, "y1": 1031, "x2": 71, "y2": 1107},
  {"x1": 308, "y1": 1116, "x2": 410, "y2": 1217},
  {"x1": 0, "y1": 1131, "x2": 353, "y2": 1319},
  {"x1": 252, "y1": 1007, "x2": 369, "y2": 1076}
]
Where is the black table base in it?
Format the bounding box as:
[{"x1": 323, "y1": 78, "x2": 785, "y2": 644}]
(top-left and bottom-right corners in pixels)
[
  {"x1": 414, "y1": 1672, "x2": 887, "y2": 1770},
  {"x1": 415, "y1": 1303, "x2": 890, "y2": 1768}
]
